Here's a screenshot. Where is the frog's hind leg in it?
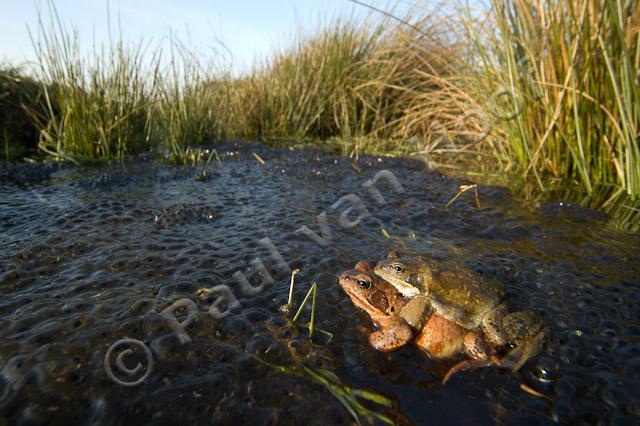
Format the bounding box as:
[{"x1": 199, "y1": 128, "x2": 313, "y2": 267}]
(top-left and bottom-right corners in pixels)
[
  {"x1": 497, "y1": 311, "x2": 549, "y2": 371},
  {"x1": 442, "y1": 331, "x2": 497, "y2": 384},
  {"x1": 480, "y1": 302, "x2": 511, "y2": 347},
  {"x1": 368, "y1": 318, "x2": 413, "y2": 352},
  {"x1": 442, "y1": 356, "x2": 500, "y2": 384}
]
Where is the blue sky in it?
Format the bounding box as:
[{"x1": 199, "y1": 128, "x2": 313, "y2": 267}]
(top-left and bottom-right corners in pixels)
[{"x1": 0, "y1": 0, "x2": 416, "y2": 74}]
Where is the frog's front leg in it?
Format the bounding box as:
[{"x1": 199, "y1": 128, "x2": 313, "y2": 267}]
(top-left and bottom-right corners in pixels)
[
  {"x1": 368, "y1": 317, "x2": 413, "y2": 352},
  {"x1": 399, "y1": 295, "x2": 432, "y2": 330}
]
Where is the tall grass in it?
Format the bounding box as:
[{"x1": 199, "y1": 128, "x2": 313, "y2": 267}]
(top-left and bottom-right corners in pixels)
[
  {"x1": 460, "y1": 0, "x2": 640, "y2": 218},
  {"x1": 23, "y1": 4, "x2": 475, "y2": 162},
  {"x1": 156, "y1": 39, "x2": 233, "y2": 162},
  {"x1": 231, "y1": 11, "x2": 475, "y2": 157},
  {"x1": 29, "y1": 5, "x2": 160, "y2": 162},
  {"x1": 232, "y1": 17, "x2": 399, "y2": 142}
]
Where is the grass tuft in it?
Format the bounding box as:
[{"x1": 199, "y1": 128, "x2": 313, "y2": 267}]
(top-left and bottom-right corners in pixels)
[
  {"x1": 459, "y1": 0, "x2": 640, "y2": 217},
  {"x1": 29, "y1": 3, "x2": 160, "y2": 162}
]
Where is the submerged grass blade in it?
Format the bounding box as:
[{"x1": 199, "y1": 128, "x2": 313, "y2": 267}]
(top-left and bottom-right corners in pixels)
[
  {"x1": 303, "y1": 366, "x2": 395, "y2": 426},
  {"x1": 253, "y1": 354, "x2": 396, "y2": 425}
]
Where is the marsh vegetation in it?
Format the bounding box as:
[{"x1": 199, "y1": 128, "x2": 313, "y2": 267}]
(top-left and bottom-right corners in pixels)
[{"x1": 1, "y1": 0, "x2": 638, "y2": 228}]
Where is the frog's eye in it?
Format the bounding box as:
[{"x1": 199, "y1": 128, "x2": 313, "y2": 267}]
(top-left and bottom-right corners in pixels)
[
  {"x1": 393, "y1": 264, "x2": 405, "y2": 273},
  {"x1": 356, "y1": 279, "x2": 372, "y2": 290}
]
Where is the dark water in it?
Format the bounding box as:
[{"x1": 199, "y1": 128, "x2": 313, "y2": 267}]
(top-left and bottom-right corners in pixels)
[{"x1": 1, "y1": 142, "x2": 639, "y2": 425}]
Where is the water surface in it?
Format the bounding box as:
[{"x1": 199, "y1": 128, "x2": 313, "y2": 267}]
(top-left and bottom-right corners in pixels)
[{"x1": 1, "y1": 142, "x2": 639, "y2": 424}]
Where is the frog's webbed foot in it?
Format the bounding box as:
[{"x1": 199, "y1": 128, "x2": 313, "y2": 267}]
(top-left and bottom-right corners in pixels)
[
  {"x1": 442, "y1": 355, "x2": 500, "y2": 384},
  {"x1": 368, "y1": 319, "x2": 413, "y2": 352}
]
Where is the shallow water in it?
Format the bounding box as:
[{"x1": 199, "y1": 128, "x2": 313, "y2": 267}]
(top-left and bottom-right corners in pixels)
[{"x1": 1, "y1": 142, "x2": 639, "y2": 425}]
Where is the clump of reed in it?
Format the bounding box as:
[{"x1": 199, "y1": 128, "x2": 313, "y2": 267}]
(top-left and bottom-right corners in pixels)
[
  {"x1": 156, "y1": 39, "x2": 233, "y2": 163},
  {"x1": 25, "y1": 4, "x2": 237, "y2": 165},
  {"x1": 231, "y1": 17, "x2": 393, "y2": 142},
  {"x1": 29, "y1": 6, "x2": 160, "y2": 162},
  {"x1": 231, "y1": 10, "x2": 476, "y2": 157},
  {"x1": 460, "y1": 0, "x2": 639, "y2": 222},
  {"x1": 20, "y1": 4, "x2": 475, "y2": 162}
]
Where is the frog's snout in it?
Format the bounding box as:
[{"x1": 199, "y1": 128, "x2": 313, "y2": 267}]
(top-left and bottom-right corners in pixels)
[{"x1": 336, "y1": 271, "x2": 349, "y2": 285}]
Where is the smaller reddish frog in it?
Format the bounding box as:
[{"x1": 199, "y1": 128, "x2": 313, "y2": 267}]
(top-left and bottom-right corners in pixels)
[
  {"x1": 338, "y1": 261, "x2": 413, "y2": 352},
  {"x1": 339, "y1": 261, "x2": 499, "y2": 382}
]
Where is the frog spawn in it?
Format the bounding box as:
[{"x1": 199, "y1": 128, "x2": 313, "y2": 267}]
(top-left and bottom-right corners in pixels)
[{"x1": 2, "y1": 141, "x2": 639, "y2": 424}]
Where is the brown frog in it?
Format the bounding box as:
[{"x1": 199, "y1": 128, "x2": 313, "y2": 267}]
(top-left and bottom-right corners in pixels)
[
  {"x1": 339, "y1": 261, "x2": 499, "y2": 382},
  {"x1": 374, "y1": 254, "x2": 549, "y2": 372},
  {"x1": 338, "y1": 261, "x2": 413, "y2": 352}
]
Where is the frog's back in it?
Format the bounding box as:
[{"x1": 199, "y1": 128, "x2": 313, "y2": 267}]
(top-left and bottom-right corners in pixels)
[{"x1": 422, "y1": 261, "x2": 505, "y2": 329}]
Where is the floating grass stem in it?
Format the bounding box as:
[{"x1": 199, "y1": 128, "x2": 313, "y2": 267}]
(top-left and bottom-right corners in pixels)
[
  {"x1": 252, "y1": 152, "x2": 266, "y2": 165},
  {"x1": 445, "y1": 184, "x2": 480, "y2": 208},
  {"x1": 308, "y1": 282, "x2": 317, "y2": 338},
  {"x1": 291, "y1": 281, "x2": 317, "y2": 325},
  {"x1": 380, "y1": 226, "x2": 391, "y2": 239},
  {"x1": 279, "y1": 268, "x2": 300, "y2": 315}
]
